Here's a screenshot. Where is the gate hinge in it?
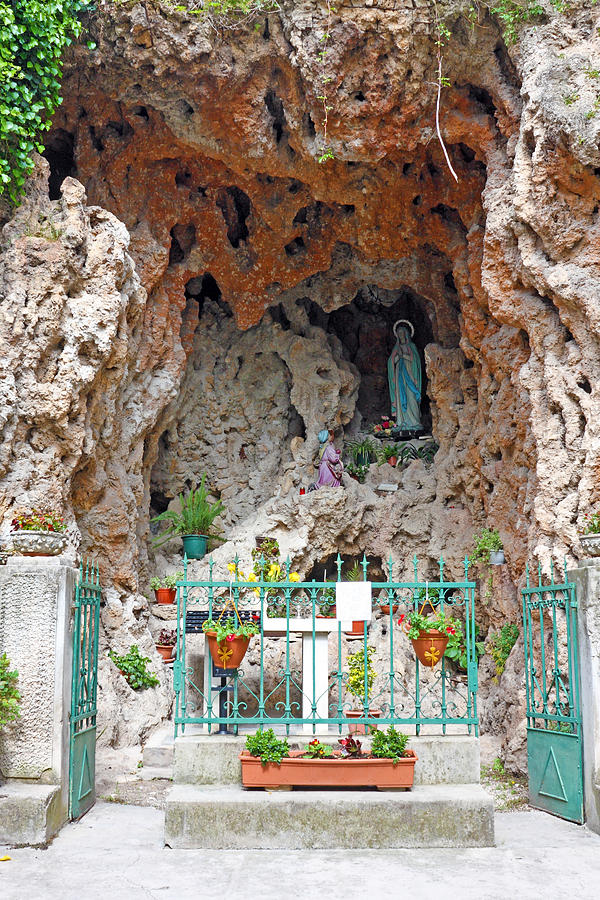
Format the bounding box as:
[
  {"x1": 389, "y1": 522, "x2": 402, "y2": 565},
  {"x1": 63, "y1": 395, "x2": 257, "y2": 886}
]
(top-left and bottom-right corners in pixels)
[{"x1": 467, "y1": 661, "x2": 479, "y2": 692}]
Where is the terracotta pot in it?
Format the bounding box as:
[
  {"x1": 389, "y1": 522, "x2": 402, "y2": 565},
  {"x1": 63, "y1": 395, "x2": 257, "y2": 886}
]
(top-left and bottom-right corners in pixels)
[
  {"x1": 411, "y1": 629, "x2": 449, "y2": 667},
  {"x1": 240, "y1": 749, "x2": 418, "y2": 790},
  {"x1": 380, "y1": 604, "x2": 399, "y2": 615},
  {"x1": 344, "y1": 708, "x2": 382, "y2": 734},
  {"x1": 317, "y1": 604, "x2": 336, "y2": 619},
  {"x1": 387, "y1": 456, "x2": 398, "y2": 467},
  {"x1": 345, "y1": 620, "x2": 366, "y2": 638},
  {"x1": 156, "y1": 643, "x2": 175, "y2": 662},
  {"x1": 154, "y1": 588, "x2": 176, "y2": 605},
  {"x1": 205, "y1": 630, "x2": 251, "y2": 669}
]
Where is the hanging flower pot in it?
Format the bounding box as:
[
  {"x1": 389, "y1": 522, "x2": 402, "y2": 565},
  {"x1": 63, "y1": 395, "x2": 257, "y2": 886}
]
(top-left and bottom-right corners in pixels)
[
  {"x1": 205, "y1": 631, "x2": 251, "y2": 669},
  {"x1": 202, "y1": 615, "x2": 259, "y2": 670},
  {"x1": 410, "y1": 630, "x2": 449, "y2": 667}
]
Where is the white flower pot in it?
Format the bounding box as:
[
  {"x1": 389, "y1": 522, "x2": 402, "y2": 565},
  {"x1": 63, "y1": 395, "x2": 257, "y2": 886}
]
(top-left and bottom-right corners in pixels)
[
  {"x1": 579, "y1": 534, "x2": 600, "y2": 558},
  {"x1": 489, "y1": 550, "x2": 505, "y2": 565},
  {"x1": 11, "y1": 530, "x2": 67, "y2": 557}
]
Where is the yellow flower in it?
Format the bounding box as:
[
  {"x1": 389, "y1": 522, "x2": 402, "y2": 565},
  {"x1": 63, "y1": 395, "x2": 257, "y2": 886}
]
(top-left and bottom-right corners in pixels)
[
  {"x1": 268, "y1": 564, "x2": 281, "y2": 579},
  {"x1": 227, "y1": 563, "x2": 236, "y2": 574},
  {"x1": 247, "y1": 572, "x2": 257, "y2": 582},
  {"x1": 289, "y1": 572, "x2": 300, "y2": 582}
]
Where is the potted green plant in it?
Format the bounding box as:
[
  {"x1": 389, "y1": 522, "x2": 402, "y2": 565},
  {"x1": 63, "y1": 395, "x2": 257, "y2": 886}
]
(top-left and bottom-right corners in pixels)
[
  {"x1": 0, "y1": 653, "x2": 21, "y2": 730},
  {"x1": 346, "y1": 462, "x2": 369, "y2": 483},
  {"x1": 240, "y1": 726, "x2": 417, "y2": 790},
  {"x1": 469, "y1": 528, "x2": 504, "y2": 600},
  {"x1": 344, "y1": 645, "x2": 381, "y2": 733},
  {"x1": 108, "y1": 645, "x2": 159, "y2": 690},
  {"x1": 150, "y1": 571, "x2": 183, "y2": 605},
  {"x1": 150, "y1": 474, "x2": 225, "y2": 559},
  {"x1": 579, "y1": 512, "x2": 600, "y2": 557},
  {"x1": 9, "y1": 509, "x2": 68, "y2": 556},
  {"x1": 156, "y1": 629, "x2": 177, "y2": 662},
  {"x1": 400, "y1": 609, "x2": 462, "y2": 668},
  {"x1": 346, "y1": 437, "x2": 375, "y2": 468},
  {"x1": 376, "y1": 443, "x2": 401, "y2": 467},
  {"x1": 202, "y1": 616, "x2": 259, "y2": 669},
  {"x1": 444, "y1": 623, "x2": 486, "y2": 672}
]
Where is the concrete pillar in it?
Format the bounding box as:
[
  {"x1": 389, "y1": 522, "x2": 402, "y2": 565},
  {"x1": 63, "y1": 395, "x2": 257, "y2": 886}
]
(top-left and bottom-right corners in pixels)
[
  {"x1": 0, "y1": 556, "x2": 76, "y2": 843},
  {"x1": 569, "y1": 558, "x2": 600, "y2": 835}
]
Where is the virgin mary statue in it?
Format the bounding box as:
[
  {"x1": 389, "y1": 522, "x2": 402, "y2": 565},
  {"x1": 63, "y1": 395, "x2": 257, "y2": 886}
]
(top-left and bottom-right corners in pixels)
[{"x1": 387, "y1": 320, "x2": 422, "y2": 431}]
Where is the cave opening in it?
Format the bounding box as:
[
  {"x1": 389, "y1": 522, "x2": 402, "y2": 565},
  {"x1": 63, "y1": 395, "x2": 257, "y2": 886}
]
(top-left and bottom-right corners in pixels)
[
  {"x1": 299, "y1": 285, "x2": 434, "y2": 432},
  {"x1": 43, "y1": 128, "x2": 76, "y2": 200}
]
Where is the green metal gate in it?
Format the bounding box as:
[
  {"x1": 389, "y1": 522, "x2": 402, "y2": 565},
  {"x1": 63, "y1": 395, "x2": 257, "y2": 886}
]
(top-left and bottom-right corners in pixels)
[
  {"x1": 522, "y1": 562, "x2": 583, "y2": 823},
  {"x1": 69, "y1": 560, "x2": 101, "y2": 820}
]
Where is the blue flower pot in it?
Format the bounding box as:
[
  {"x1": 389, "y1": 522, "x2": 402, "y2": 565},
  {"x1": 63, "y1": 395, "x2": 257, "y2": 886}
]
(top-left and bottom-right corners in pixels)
[{"x1": 182, "y1": 534, "x2": 208, "y2": 560}]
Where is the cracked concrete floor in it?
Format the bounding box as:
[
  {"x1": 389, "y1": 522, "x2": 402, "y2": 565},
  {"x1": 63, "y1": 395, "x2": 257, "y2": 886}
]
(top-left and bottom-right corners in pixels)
[{"x1": 0, "y1": 801, "x2": 599, "y2": 900}]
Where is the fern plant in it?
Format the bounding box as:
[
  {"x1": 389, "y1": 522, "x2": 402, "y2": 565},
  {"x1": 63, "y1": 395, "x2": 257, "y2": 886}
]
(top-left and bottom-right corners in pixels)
[{"x1": 151, "y1": 474, "x2": 225, "y2": 546}]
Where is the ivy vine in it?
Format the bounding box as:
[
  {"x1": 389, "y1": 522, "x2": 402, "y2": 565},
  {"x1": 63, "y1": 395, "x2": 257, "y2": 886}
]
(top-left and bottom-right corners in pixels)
[{"x1": 0, "y1": 0, "x2": 94, "y2": 205}]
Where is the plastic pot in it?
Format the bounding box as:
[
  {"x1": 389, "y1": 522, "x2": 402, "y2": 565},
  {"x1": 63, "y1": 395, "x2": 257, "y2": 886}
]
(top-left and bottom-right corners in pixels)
[{"x1": 182, "y1": 534, "x2": 208, "y2": 559}]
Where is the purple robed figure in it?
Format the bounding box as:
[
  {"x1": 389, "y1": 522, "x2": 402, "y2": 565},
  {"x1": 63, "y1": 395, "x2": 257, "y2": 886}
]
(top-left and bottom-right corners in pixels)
[{"x1": 309, "y1": 429, "x2": 344, "y2": 491}]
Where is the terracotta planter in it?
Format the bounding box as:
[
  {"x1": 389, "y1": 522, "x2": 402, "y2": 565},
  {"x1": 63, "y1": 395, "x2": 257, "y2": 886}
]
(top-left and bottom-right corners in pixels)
[
  {"x1": 205, "y1": 630, "x2": 251, "y2": 669},
  {"x1": 411, "y1": 629, "x2": 449, "y2": 667},
  {"x1": 317, "y1": 604, "x2": 336, "y2": 619},
  {"x1": 380, "y1": 604, "x2": 399, "y2": 615},
  {"x1": 345, "y1": 620, "x2": 366, "y2": 638},
  {"x1": 11, "y1": 530, "x2": 67, "y2": 557},
  {"x1": 344, "y1": 708, "x2": 382, "y2": 735},
  {"x1": 240, "y1": 749, "x2": 417, "y2": 790},
  {"x1": 156, "y1": 643, "x2": 175, "y2": 662},
  {"x1": 154, "y1": 588, "x2": 176, "y2": 605},
  {"x1": 387, "y1": 456, "x2": 398, "y2": 467}
]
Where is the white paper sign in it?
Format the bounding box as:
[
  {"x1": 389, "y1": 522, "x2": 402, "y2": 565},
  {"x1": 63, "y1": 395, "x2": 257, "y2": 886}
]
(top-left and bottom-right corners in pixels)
[{"x1": 335, "y1": 582, "x2": 372, "y2": 623}]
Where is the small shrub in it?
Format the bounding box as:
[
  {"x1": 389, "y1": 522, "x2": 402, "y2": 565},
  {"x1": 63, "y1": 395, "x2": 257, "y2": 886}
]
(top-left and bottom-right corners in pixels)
[
  {"x1": 245, "y1": 728, "x2": 289, "y2": 765},
  {"x1": 0, "y1": 653, "x2": 21, "y2": 728},
  {"x1": 487, "y1": 624, "x2": 519, "y2": 676},
  {"x1": 370, "y1": 726, "x2": 410, "y2": 762},
  {"x1": 346, "y1": 645, "x2": 376, "y2": 702},
  {"x1": 109, "y1": 645, "x2": 159, "y2": 690},
  {"x1": 303, "y1": 739, "x2": 333, "y2": 759},
  {"x1": 157, "y1": 629, "x2": 177, "y2": 646}
]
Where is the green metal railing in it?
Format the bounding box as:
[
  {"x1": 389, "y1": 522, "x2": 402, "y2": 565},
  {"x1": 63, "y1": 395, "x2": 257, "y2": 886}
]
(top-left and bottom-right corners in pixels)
[
  {"x1": 173, "y1": 554, "x2": 479, "y2": 736},
  {"x1": 69, "y1": 560, "x2": 101, "y2": 820}
]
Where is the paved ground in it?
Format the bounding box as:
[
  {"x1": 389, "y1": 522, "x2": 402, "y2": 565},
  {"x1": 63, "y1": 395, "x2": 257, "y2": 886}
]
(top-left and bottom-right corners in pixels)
[{"x1": 0, "y1": 802, "x2": 599, "y2": 900}]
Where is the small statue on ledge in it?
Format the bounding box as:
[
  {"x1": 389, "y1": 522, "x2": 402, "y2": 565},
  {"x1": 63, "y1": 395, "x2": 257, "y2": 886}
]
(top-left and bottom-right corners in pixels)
[{"x1": 308, "y1": 429, "x2": 344, "y2": 491}]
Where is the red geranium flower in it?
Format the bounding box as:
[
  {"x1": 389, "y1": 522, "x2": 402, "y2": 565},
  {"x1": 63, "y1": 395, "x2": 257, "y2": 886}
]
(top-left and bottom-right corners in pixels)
[
  {"x1": 446, "y1": 626, "x2": 455, "y2": 635},
  {"x1": 397, "y1": 614, "x2": 405, "y2": 624},
  {"x1": 226, "y1": 634, "x2": 235, "y2": 642}
]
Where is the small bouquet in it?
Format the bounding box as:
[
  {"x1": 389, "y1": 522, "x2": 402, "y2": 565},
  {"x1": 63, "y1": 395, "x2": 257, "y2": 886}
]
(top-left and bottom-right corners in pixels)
[{"x1": 11, "y1": 509, "x2": 67, "y2": 533}]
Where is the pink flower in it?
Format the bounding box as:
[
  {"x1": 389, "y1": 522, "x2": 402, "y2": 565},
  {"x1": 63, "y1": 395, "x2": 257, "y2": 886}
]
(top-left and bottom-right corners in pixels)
[{"x1": 226, "y1": 634, "x2": 235, "y2": 642}]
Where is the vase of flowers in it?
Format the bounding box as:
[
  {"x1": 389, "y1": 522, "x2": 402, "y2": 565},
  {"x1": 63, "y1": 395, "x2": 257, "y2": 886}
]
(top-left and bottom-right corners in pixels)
[
  {"x1": 401, "y1": 609, "x2": 462, "y2": 668},
  {"x1": 579, "y1": 512, "x2": 600, "y2": 557},
  {"x1": 10, "y1": 509, "x2": 68, "y2": 556}
]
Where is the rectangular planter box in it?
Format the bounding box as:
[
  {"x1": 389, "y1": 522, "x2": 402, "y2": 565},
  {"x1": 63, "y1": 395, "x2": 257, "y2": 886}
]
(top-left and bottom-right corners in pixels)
[{"x1": 239, "y1": 750, "x2": 418, "y2": 790}]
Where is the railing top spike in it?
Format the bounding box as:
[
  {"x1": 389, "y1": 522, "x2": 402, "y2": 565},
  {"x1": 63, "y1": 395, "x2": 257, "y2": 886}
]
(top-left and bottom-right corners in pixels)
[
  {"x1": 208, "y1": 557, "x2": 214, "y2": 580},
  {"x1": 413, "y1": 554, "x2": 418, "y2": 581},
  {"x1": 361, "y1": 554, "x2": 368, "y2": 580},
  {"x1": 85, "y1": 558, "x2": 90, "y2": 580},
  {"x1": 387, "y1": 554, "x2": 394, "y2": 581},
  {"x1": 438, "y1": 555, "x2": 445, "y2": 581},
  {"x1": 336, "y1": 554, "x2": 342, "y2": 579},
  {"x1": 284, "y1": 555, "x2": 291, "y2": 574},
  {"x1": 464, "y1": 555, "x2": 470, "y2": 578}
]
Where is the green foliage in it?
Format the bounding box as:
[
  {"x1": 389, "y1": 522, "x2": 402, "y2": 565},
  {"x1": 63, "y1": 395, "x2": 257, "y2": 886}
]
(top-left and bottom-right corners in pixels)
[
  {"x1": 370, "y1": 725, "x2": 409, "y2": 762},
  {"x1": 469, "y1": 528, "x2": 503, "y2": 566},
  {"x1": 402, "y1": 608, "x2": 462, "y2": 641},
  {"x1": 444, "y1": 623, "x2": 486, "y2": 669},
  {"x1": 486, "y1": 623, "x2": 519, "y2": 676},
  {"x1": 489, "y1": 0, "x2": 543, "y2": 44},
  {"x1": 0, "y1": 0, "x2": 94, "y2": 204},
  {"x1": 109, "y1": 645, "x2": 159, "y2": 690},
  {"x1": 151, "y1": 475, "x2": 225, "y2": 546},
  {"x1": 202, "y1": 616, "x2": 259, "y2": 642},
  {"x1": 563, "y1": 91, "x2": 580, "y2": 106},
  {"x1": 0, "y1": 652, "x2": 21, "y2": 728},
  {"x1": 245, "y1": 728, "x2": 289, "y2": 765},
  {"x1": 150, "y1": 571, "x2": 183, "y2": 591},
  {"x1": 346, "y1": 645, "x2": 376, "y2": 701},
  {"x1": 375, "y1": 443, "x2": 401, "y2": 466},
  {"x1": 346, "y1": 462, "x2": 369, "y2": 483},
  {"x1": 11, "y1": 509, "x2": 66, "y2": 532},
  {"x1": 346, "y1": 437, "x2": 375, "y2": 466},
  {"x1": 303, "y1": 738, "x2": 333, "y2": 758}
]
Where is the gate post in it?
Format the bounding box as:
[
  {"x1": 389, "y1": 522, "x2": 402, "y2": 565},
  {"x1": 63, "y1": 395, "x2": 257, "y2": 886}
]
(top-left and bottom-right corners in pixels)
[
  {"x1": 569, "y1": 558, "x2": 600, "y2": 835},
  {"x1": 0, "y1": 555, "x2": 76, "y2": 844}
]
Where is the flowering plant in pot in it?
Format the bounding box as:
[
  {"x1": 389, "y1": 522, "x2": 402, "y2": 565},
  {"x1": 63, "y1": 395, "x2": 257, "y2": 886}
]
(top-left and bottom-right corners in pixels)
[
  {"x1": 376, "y1": 443, "x2": 401, "y2": 467},
  {"x1": 150, "y1": 474, "x2": 225, "y2": 559},
  {"x1": 156, "y1": 629, "x2": 177, "y2": 662},
  {"x1": 469, "y1": 528, "x2": 504, "y2": 599},
  {"x1": 579, "y1": 512, "x2": 600, "y2": 557},
  {"x1": 372, "y1": 416, "x2": 397, "y2": 438},
  {"x1": 344, "y1": 645, "x2": 380, "y2": 733},
  {"x1": 10, "y1": 508, "x2": 68, "y2": 556},
  {"x1": 202, "y1": 616, "x2": 259, "y2": 669},
  {"x1": 240, "y1": 726, "x2": 417, "y2": 789},
  {"x1": 400, "y1": 609, "x2": 462, "y2": 667},
  {"x1": 150, "y1": 571, "x2": 183, "y2": 605}
]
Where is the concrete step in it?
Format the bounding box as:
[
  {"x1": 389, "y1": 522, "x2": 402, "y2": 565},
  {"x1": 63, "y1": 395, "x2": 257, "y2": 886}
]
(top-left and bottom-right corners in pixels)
[
  {"x1": 142, "y1": 725, "x2": 175, "y2": 769},
  {"x1": 173, "y1": 733, "x2": 481, "y2": 787},
  {"x1": 0, "y1": 783, "x2": 65, "y2": 847},
  {"x1": 164, "y1": 783, "x2": 495, "y2": 849}
]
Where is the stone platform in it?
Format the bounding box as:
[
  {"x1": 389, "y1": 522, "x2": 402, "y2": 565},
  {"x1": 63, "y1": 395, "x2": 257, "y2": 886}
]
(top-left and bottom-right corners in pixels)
[
  {"x1": 164, "y1": 732, "x2": 495, "y2": 849},
  {"x1": 0, "y1": 783, "x2": 64, "y2": 847}
]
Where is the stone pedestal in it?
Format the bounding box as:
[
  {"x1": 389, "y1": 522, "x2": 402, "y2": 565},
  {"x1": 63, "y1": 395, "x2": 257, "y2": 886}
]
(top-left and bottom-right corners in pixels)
[
  {"x1": 569, "y1": 558, "x2": 600, "y2": 835},
  {"x1": 0, "y1": 556, "x2": 76, "y2": 844}
]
